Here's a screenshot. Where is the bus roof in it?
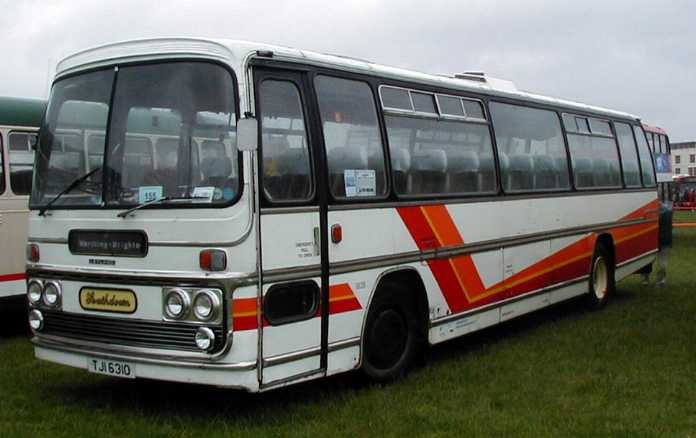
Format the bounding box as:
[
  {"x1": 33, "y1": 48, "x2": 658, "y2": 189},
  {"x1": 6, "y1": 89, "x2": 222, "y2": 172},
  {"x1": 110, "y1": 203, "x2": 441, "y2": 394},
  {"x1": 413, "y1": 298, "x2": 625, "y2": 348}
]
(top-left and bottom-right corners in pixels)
[
  {"x1": 56, "y1": 37, "x2": 640, "y2": 122},
  {"x1": 641, "y1": 123, "x2": 667, "y2": 135},
  {"x1": 0, "y1": 96, "x2": 46, "y2": 128}
]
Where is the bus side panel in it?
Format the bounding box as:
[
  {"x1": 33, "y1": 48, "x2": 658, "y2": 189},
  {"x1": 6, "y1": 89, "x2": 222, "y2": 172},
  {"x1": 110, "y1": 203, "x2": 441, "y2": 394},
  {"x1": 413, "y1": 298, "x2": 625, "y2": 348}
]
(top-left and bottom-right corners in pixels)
[{"x1": 0, "y1": 196, "x2": 28, "y2": 298}]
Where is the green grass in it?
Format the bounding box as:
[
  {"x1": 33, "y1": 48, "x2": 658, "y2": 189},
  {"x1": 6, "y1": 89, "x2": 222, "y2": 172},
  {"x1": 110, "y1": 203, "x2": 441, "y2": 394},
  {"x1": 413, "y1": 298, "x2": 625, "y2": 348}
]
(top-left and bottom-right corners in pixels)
[
  {"x1": 3, "y1": 232, "x2": 696, "y2": 437},
  {"x1": 674, "y1": 210, "x2": 696, "y2": 223}
]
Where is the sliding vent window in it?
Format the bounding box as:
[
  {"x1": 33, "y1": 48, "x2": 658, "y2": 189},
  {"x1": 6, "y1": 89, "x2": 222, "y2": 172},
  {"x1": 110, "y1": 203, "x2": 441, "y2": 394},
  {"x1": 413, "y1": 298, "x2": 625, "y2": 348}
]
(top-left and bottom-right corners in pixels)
[
  {"x1": 259, "y1": 80, "x2": 313, "y2": 202},
  {"x1": 614, "y1": 123, "x2": 642, "y2": 187},
  {"x1": 490, "y1": 103, "x2": 570, "y2": 192},
  {"x1": 633, "y1": 125, "x2": 656, "y2": 187},
  {"x1": 315, "y1": 76, "x2": 387, "y2": 199},
  {"x1": 564, "y1": 114, "x2": 621, "y2": 189},
  {"x1": 385, "y1": 116, "x2": 496, "y2": 196}
]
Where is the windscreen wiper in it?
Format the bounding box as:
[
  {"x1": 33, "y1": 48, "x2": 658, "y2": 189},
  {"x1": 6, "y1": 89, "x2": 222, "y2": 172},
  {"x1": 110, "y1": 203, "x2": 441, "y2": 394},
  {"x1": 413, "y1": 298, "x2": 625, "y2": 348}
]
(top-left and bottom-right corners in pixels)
[
  {"x1": 38, "y1": 167, "x2": 101, "y2": 217},
  {"x1": 117, "y1": 195, "x2": 208, "y2": 218}
]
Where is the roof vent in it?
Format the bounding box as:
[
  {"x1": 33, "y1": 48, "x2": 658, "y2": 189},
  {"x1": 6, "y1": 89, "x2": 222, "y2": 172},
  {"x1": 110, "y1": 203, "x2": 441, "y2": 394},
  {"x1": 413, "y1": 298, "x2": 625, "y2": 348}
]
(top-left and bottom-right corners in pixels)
[{"x1": 453, "y1": 72, "x2": 487, "y2": 83}]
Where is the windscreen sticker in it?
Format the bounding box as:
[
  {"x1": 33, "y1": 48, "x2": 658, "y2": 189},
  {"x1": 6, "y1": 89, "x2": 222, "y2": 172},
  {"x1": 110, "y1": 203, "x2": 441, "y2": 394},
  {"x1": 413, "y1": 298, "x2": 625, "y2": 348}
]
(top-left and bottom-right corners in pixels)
[
  {"x1": 192, "y1": 186, "x2": 215, "y2": 202},
  {"x1": 344, "y1": 169, "x2": 376, "y2": 197},
  {"x1": 138, "y1": 186, "x2": 163, "y2": 203}
]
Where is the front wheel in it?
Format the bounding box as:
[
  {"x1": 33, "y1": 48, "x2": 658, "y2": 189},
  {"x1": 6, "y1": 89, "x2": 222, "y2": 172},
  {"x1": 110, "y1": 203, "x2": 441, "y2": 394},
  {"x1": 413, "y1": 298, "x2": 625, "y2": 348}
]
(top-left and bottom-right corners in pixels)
[
  {"x1": 362, "y1": 287, "x2": 421, "y2": 382},
  {"x1": 586, "y1": 242, "x2": 615, "y2": 309}
]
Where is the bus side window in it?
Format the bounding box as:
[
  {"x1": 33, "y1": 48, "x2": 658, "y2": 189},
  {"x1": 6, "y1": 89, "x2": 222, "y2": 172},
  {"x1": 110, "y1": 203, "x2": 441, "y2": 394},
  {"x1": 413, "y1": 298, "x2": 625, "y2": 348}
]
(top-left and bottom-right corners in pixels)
[
  {"x1": 259, "y1": 80, "x2": 313, "y2": 202},
  {"x1": 614, "y1": 123, "x2": 642, "y2": 187},
  {"x1": 8, "y1": 132, "x2": 37, "y2": 196},
  {"x1": 633, "y1": 125, "x2": 656, "y2": 187},
  {"x1": 489, "y1": 102, "x2": 569, "y2": 192},
  {"x1": 565, "y1": 115, "x2": 621, "y2": 190},
  {"x1": 315, "y1": 75, "x2": 387, "y2": 199},
  {"x1": 0, "y1": 133, "x2": 4, "y2": 195}
]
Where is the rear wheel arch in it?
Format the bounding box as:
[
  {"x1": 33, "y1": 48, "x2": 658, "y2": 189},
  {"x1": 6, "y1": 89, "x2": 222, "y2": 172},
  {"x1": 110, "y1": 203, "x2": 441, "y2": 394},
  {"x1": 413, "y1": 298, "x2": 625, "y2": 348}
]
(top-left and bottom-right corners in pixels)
[{"x1": 358, "y1": 267, "x2": 429, "y2": 380}]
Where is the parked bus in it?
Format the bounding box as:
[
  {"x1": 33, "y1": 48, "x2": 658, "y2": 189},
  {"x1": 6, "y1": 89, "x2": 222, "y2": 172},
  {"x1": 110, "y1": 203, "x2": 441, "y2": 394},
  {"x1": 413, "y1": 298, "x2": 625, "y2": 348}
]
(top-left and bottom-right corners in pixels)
[
  {"x1": 0, "y1": 96, "x2": 45, "y2": 309},
  {"x1": 27, "y1": 38, "x2": 658, "y2": 392}
]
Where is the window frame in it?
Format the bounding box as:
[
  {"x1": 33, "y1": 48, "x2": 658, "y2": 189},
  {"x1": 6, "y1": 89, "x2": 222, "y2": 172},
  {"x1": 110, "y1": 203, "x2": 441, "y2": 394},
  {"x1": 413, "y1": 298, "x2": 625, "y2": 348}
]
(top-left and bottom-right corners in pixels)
[
  {"x1": 562, "y1": 112, "x2": 623, "y2": 191},
  {"x1": 489, "y1": 100, "x2": 573, "y2": 195},
  {"x1": 380, "y1": 84, "x2": 498, "y2": 200},
  {"x1": 7, "y1": 130, "x2": 38, "y2": 196},
  {"x1": 612, "y1": 121, "x2": 643, "y2": 189},
  {"x1": 631, "y1": 124, "x2": 657, "y2": 188},
  {"x1": 314, "y1": 73, "x2": 391, "y2": 202},
  {"x1": 257, "y1": 76, "x2": 317, "y2": 205}
]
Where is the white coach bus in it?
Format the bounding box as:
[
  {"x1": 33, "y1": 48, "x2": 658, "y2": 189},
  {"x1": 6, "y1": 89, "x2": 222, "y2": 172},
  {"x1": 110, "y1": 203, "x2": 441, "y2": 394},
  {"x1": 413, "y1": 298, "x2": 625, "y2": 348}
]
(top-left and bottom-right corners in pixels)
[
  {"x1": 27, "y1": 38, "x2": 658, "y2": 391},
  {"x1": 0, "y1": 96, "x2": 45, "y2": 308}
]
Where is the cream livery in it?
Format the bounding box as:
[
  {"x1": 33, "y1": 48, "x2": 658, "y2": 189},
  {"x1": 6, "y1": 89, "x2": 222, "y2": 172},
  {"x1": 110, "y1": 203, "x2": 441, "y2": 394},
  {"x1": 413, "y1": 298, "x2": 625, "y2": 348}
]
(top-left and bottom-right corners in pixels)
[{"x1": 27, "y1": 38, "x2": 658, "y2": 391}]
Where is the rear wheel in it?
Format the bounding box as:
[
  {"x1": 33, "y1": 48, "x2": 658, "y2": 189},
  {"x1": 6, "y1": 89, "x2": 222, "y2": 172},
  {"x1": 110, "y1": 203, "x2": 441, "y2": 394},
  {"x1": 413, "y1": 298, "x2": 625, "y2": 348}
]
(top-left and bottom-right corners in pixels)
[
  {"x1": 362, "y1": 287, "x2": 421, "y2": 382},
  {"x1": 586, "y1": 242, "x2": 614, "y2": 309}
]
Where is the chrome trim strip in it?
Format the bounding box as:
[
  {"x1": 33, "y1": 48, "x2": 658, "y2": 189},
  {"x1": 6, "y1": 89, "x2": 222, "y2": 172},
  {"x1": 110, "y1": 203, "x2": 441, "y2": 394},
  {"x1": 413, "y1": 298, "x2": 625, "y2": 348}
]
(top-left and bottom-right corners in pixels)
[
  {"x1": 263, "y1": 337, "x2": 360, "y2": 368},
  {"x1": 32, "y1": 332, "x2": 254, "y2": 370},
  {"x1": 262, "y1": 264, "x2": 322, "y2": 283},
  {"x1": 328, "y1": 189, "x2": 656, "y2": 211},
  {"x1": 27, "y1": 218, "x2": 655, "y2": 284},
  {"x1": 28, "y1": 237, "x2": 68, "y2": 245},
  {"x1": 330, "y1": 217, "x2": 654, "y2": 276},
  {"x1": 260, "y1": 206, "x2": 320, "y2": 215},
  {"x1": 26, "y1": 264, "x2": 256, "y2": 286},
  {"x1": 260, "y1": 368, "x2": 325, "y2": 390},
  {"x1": 431, "y1": 275, "x2": 590, "y2": 328}
]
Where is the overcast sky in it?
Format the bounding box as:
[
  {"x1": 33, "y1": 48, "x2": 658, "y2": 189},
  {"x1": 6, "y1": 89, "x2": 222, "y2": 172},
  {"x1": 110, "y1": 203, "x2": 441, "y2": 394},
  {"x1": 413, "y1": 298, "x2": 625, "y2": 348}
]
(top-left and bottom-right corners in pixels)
[{"x1": 1, "y1": 0, "x2": 694, "y2": 141}]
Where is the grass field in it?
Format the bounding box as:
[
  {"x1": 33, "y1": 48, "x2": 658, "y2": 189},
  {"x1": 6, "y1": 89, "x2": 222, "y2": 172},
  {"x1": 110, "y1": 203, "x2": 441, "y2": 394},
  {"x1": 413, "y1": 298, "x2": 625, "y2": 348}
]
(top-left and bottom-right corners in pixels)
[{"x1": 2, "y1": 230, "x2": 696, "y2": 437}]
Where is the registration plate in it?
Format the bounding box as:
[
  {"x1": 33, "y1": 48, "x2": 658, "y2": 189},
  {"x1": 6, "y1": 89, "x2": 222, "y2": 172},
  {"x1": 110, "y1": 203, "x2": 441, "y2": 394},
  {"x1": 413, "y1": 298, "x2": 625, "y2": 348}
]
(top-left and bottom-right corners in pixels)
[{"x1": 87, "y1": 358, "x2": 135, "y2": 379}]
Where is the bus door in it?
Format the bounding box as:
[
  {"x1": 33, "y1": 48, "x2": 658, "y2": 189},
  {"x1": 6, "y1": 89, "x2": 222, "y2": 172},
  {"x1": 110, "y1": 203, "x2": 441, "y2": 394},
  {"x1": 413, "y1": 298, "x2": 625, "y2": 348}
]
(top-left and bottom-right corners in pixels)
[{"x1": 255, "y1": 68, "x2": 327, "y2": 386}]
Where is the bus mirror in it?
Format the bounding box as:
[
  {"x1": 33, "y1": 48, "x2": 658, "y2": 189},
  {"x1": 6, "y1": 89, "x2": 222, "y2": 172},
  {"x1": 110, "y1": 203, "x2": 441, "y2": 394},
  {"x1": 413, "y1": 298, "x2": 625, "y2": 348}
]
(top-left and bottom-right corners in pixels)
[
  {"x1": 30, "y1": 135, "x2": 38, "y2": 151},
  {"x1": 237, "y1": 118, "x2": 258, "y2": 151}
]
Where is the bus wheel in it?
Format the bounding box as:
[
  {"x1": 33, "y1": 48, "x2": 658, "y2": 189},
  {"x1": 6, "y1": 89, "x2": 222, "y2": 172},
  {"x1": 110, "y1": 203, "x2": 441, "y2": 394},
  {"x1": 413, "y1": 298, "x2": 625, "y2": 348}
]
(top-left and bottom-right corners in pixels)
[
  {"x1": 362, "y1": 287, "x2": 420, "y2": 382},
  {"x1": 586, "y1": 242, "x2": 614, "y2": 309}
]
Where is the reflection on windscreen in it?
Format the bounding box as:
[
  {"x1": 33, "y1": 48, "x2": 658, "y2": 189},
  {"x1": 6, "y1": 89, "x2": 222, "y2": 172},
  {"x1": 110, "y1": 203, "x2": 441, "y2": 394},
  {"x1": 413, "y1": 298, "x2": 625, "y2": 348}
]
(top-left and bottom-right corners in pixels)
[{"x1": 31, "y1": 62, "x2": 239, "y2": 209}]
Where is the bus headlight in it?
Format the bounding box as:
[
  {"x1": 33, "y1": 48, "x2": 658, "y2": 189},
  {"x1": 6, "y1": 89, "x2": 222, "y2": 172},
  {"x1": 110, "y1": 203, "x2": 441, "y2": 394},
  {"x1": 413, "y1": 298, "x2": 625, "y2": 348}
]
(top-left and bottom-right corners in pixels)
[
  {"x1": 42, "y1": 281, "x2": 62, "y2": 308},
  {"x1": 164, "y1": 289, "x2": 190, "y2": 319},
  {"x1": 28, "y1": 309, "x2": 44, "y2": 331},
  {"x1": 193, "y1": 290, "x2": 220, "y2": 321},
  {"x1": 27, "y1": 280, "x2": 43, "y2": 305},
  {"x1": 194, "y1": 327, "x2": 215, "y2": 351}
]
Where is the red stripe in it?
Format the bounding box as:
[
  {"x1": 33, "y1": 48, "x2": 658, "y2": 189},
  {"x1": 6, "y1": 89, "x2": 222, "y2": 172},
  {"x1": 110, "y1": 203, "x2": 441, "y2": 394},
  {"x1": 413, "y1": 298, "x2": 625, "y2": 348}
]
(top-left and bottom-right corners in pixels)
[{"x1": 0, "y1": 272, "x2": 25, "y2": 282}]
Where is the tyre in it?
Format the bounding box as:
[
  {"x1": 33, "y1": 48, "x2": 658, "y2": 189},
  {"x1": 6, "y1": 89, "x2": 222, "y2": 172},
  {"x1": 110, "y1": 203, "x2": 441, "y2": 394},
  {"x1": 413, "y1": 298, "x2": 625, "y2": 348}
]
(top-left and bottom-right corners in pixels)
[
  {"x1": 586, "y1": 242, "x2": 615, "y2": 309},
  {"x1": 362, "y1": 286, "x2": 422, "y2": 382}
]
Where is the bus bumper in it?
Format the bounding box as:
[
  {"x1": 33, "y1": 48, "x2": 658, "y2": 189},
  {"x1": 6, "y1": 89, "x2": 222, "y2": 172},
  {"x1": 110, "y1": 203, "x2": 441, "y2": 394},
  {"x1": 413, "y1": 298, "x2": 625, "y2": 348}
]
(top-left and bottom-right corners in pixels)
[{"x1": 32, "y1": 336, "x2": 260, "y2": 391}]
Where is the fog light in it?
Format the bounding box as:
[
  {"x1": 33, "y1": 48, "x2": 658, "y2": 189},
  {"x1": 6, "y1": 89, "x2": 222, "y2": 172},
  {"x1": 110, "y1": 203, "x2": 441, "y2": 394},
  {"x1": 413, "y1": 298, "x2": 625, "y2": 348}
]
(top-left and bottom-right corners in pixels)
[
  {"x1": 28, "y1": 309, "x2": 44, "y2": 331},
  {"x1": 164, "y1": 289, "x2": 189, "y2": 319},
  {"x1": 195, "y1": 327, "x2": 215, "y2": 351},
  {"x1": 193, "y1": 290, "x2": 220, "y2": 321},
  {"x1": 27, "y1": 280, "x2": 43, "y2": 305},
  {"x1": 42, "y1": 281, "x2": 61, "y2": 307}
]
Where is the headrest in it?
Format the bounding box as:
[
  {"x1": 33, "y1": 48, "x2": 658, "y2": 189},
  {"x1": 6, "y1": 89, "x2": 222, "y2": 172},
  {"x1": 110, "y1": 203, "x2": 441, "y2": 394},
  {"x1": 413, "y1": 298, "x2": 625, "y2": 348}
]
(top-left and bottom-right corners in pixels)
[
  {"x1": 276, "y1": 148, "x2": 309, "y2": 175},
  {"x1": 508, "y1": 154, "x2": 534, "y2": 171},
  {"x1": 447, "y1": 150, "x2": 479, "y2": 172},
  {"x1": 201, "y1": 156, "x2": 232, "y2": 178},
  {"x1": 327, "y1": 146, "x2": 367, "y2": 172},
  {"x1": 390, "y1": 148, "x2": 411, "y2": 172},
  {"x1": 412, "y1": 149, "x2": 447, "y2": 172}
]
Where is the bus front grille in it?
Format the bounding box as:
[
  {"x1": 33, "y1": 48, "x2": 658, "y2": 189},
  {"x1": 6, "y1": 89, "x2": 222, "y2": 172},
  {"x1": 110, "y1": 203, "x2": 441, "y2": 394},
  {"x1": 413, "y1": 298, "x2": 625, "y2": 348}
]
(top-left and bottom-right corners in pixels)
[{"x1": 41, "y1": 310, "x2": 225, "y2": 353}]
